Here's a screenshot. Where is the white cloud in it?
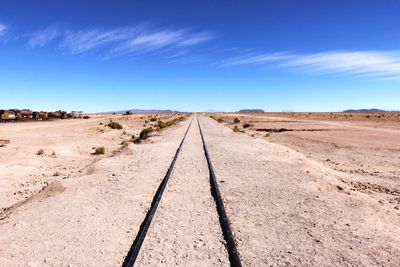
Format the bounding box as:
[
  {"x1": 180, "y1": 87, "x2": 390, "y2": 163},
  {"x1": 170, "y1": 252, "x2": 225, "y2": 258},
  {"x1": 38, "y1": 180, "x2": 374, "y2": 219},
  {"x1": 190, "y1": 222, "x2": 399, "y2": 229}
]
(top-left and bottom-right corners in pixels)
[
  {"x1": 223, "y1": 50, "x2": 400, "y2": 79},
  {"x1": 221, "y1": 53, "x2": 290, "y2": 66},
  {"x1": 107, "y1": 29, "x2": 214, "y2": 58},
  {"x1": 52, "y1": 25, "x2": 214, "y2": 59},
  {"x1": 109, "y1": 29, "x2": 184, "y2": 57},
  {"x1": 60, "y1": 27, "x2": 138, "y2": 55},
  {"x1": 0, "y1": 23, "x2": 7, "y2": 36},
  {"x1": 178, "y1": 32, "x2": 214, "y2": 46},
  {"x1": 28, "y1": 26, "x2": 60, "y2": 48}
]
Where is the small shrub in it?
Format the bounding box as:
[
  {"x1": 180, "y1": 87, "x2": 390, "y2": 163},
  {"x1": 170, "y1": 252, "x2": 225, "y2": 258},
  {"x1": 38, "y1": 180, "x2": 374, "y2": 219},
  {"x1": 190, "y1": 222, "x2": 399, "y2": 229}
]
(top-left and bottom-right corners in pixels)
[
  {"x1": 233, "y1": 126, "x2": 240, "y2": 132},
  {"x1": 157, "y1": 120, "x2": 166, "y2": 129},
  {"x1": 83, "y1": 115, "x2": 90, "y2": 119},
  {"x1": 140, "y1": 127, "x2": 153, "y2": 140},
  {"x1": 243, "y1": 123, "x2": 251, "y2": 128},
  {"x1": 51, "y1": 151, "x2": 56, "y2": 156},
  {"x1": 108, "y1": 121, "x2": 123, "y2": 129},
  {"x1": 94, "y1": 146, "x2": 105, "y2": 155},
  {"x1": 217, "y1": 118, "x2": 224, "y2": 123},
  {"x1": 150, "y1": 117, "x2": 157, "y2": 122},
  {"x1": 120, "y1": 140, "x2": 129, "y2": 148},
  {"x1": 37, "y1": 149, "x2": 44, "y2": 155},
  {"x1": 53, "y1": 171, "x2": 61, "y2": 176},
  {"x1": 233, "y1": 118, "x2": 240, "y2": 124}
]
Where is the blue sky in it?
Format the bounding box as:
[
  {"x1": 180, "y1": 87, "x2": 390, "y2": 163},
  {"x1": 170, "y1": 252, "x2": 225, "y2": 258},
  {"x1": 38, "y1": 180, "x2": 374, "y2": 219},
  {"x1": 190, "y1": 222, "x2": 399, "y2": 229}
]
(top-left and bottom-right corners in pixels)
[{"x1": 1, "y1": 0, "x2": 399, "y2": 112}]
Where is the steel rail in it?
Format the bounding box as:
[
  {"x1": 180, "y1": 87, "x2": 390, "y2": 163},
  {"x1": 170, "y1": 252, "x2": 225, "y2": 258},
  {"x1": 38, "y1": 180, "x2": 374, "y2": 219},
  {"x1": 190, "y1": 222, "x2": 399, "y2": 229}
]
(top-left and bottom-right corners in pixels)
[
  {"x1": 197, "y1": 116, "x2": 242, "y2": 267},
  {"x1": 122, "y1": 118, "x2": 193, "y2": 267}
]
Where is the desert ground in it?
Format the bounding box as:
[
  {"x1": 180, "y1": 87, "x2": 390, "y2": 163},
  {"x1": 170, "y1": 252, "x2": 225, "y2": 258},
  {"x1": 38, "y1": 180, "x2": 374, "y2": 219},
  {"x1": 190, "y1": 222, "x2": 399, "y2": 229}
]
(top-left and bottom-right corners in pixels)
[{"x1": 0, "y1": 112, "x2": 399, "y2": 266}]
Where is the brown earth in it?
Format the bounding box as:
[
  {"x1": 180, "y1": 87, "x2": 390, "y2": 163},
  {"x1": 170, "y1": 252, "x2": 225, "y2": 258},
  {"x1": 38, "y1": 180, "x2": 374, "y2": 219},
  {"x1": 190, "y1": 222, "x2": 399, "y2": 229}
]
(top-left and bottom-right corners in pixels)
[{"x1": 0, "y1": 113, "x2": 399, "y2": 266}]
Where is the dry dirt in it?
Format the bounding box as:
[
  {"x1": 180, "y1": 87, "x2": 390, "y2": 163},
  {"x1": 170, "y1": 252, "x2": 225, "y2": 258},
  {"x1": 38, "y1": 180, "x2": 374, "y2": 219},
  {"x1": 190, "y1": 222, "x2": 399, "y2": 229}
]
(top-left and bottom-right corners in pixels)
[
  {"x1": 202, "y1": 114, "x2": 400, "y2": 266},
  {"x1": 0, "y1": 113, "x2": 190, "y2": 266},
  {"x1": 0, "y1": 113, "x2": 399, "y2": 266},
  {"x1": 0, "y1": 113, "x2": 184, "y2": 210}
]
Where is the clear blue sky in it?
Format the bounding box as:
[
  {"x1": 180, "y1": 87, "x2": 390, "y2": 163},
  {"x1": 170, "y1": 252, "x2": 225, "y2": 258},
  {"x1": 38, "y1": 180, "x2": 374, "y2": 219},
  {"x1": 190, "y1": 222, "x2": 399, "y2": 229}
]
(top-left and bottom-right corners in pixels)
[{"x1": 1, "y1": 0, "x2": 399, "y2": 112}]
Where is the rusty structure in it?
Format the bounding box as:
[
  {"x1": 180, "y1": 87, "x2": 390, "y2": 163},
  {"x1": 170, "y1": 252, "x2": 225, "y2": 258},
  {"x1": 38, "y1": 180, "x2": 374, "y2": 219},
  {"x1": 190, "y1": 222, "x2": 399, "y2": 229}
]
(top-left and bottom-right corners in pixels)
[{"x1": 0, "y1": 109, "x2": 82, "y2": 122}]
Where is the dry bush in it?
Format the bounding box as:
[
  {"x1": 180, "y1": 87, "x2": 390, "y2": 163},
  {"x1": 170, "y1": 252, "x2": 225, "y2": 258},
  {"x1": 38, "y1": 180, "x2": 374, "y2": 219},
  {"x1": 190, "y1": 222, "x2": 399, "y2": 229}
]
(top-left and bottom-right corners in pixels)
[
  {"x1": 157, "y1": 120, "x2": 167, "y2": 129},
  {"x1": 133, "y1": 128, "x2": 154, "y2": 143},
  {"x1": 140, "y1": 127, "x2": 153, "y2": 139},
  {"x1": 53, "y1": 171, "x2": 61, "y2": 176},
  {"x1": 36, "y1": 149, "x2": 44, "y2": 155},
  {"x1": 150, "y1": 117, "x2": 157, "y2": 122},
  {"x1": 233, "y1": 126, "x2": 240, "y2": 132},
  {"x1": 94, "y1": 146, "x2": 105, "y2": 155},
  {"x1": 108, "y1": 121, "x2": 123, "y2": 129},
  {"x1": 120, "y1": 140, "x2": 129, "y2": 148},
  {"x1": 243, "y1": 123, "x2": 251, "y2": 128},
  {"x1": 233, "y1": 117, "x2": 240, "y2": 123},
  {"x1": 217, "y1": 118, "x2": 224, "y2": 123}
]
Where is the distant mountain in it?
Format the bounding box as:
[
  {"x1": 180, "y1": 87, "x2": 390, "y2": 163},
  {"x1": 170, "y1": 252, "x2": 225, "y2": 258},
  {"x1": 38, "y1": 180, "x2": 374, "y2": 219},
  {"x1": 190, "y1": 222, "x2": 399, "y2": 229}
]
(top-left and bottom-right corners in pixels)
[
  {"x1": 343, "y1": 108, "x2": 386, "y2": 113},
  {"x1": 238, "y1": 109, "x2": 265, "y2": 113},
  {"x1": 103, "y1": 109, "x2": 179, "y2": 114}
]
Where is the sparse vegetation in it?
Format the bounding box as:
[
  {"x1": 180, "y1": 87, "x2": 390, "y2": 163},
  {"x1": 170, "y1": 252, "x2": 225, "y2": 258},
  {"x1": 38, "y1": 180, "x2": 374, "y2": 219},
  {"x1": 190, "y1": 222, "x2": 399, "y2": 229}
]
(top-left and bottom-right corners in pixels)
[
  {"x1": 37, "y1": 149, "x2": 44, "y2": 155},
  {"x1": 217, "y1": 118, "x2": 224, "y2": 123},
  {"x1": 140, "y1": 127, "x2": 153, "y2": 140},
  {"x1": 53, "y1": 171, "x2": 61, "y2": 176},
  {"x1": 133, "y1": 128, "x2": 154, "y2": 143},
  {"x1": 233, "y1": 117, "x2": 240, "y2": 123},
  {"x1": 233, "y1": 126, "x2": 240, "y2": 132},
  {"x1": 83, "y1": 115, "x2": 90, "y2": 119},
  {"x1": 243, "y1": 123, "x2": 251, "y2": 128},
  {"x1": 157, "y1": 120, "x2": 167, "y2": 129},
  {"x1": 108, "y1": 121, "x2": 123, "y2": 129},
  {"x1": 120, "y1": 140, "x2": 129, "y2": 148},
  {"x1": 150, "y1": 117, "x2": 157, "y2": 122},
  {"x1": 94, "y1": 146, "x2": 105, "y2": 155}
]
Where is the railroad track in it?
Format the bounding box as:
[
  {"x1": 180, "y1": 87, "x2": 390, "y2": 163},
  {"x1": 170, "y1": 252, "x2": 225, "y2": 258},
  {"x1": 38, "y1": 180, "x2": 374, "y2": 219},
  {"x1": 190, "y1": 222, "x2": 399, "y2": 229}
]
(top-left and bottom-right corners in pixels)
[{"x1": 122, "y1": 115, "x2": 241, "y2": 267}]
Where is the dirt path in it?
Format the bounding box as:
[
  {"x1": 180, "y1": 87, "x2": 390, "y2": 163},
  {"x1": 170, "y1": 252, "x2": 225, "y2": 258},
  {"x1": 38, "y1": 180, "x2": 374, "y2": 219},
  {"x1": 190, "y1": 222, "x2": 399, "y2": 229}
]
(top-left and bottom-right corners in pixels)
[
  {"x1": 0, "y1": 119, "x2": 192, "y2": 267},
  {"x1": 198, "y1": 116, "x2": 400, "y2": 266},
  {"x1": 137, "y1": 118, "x2": 228, "y2": 266}
]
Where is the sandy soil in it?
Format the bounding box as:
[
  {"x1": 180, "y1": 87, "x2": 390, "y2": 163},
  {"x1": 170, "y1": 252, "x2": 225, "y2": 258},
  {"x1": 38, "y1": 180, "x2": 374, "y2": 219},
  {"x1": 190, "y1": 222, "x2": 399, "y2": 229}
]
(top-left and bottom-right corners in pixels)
[
  {"x1": 211, "y1": 113, "x2": 400, "y2": 212},
  {"x1": 200, "y1": 115, "x2": 400, "y2": 266},
  {"x1": 1, "y1": 113, "x2": 399, "y2": 266},
  {"x1": 0, "y1": 114, "x2": 183, "y2": 209},
  {"x1": 0, "y1": 114, "x2": 189, "y2": 266}
]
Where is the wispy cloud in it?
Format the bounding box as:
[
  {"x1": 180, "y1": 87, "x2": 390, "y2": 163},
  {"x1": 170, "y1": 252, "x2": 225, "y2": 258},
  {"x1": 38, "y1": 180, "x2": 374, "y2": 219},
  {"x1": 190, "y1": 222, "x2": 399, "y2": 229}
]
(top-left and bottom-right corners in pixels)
[
  {"x1": 223, "y1": 51, "x2": 400, "y2": 79},
  {"x1": 60, "y1": 27, "x2": 139, "y2": 55},
  {"x1": 107, "y1": 29, "x2": 213, "y2": 58},
  {"x1": 27, "y1": 26, "x2": 60, "y2": 48},
  {"x1": 21, "y1": 24, "x2": 214, "y2": 60},
  {"x1": 0, "y1": 23, "x2": 6, "y2": 36}
]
